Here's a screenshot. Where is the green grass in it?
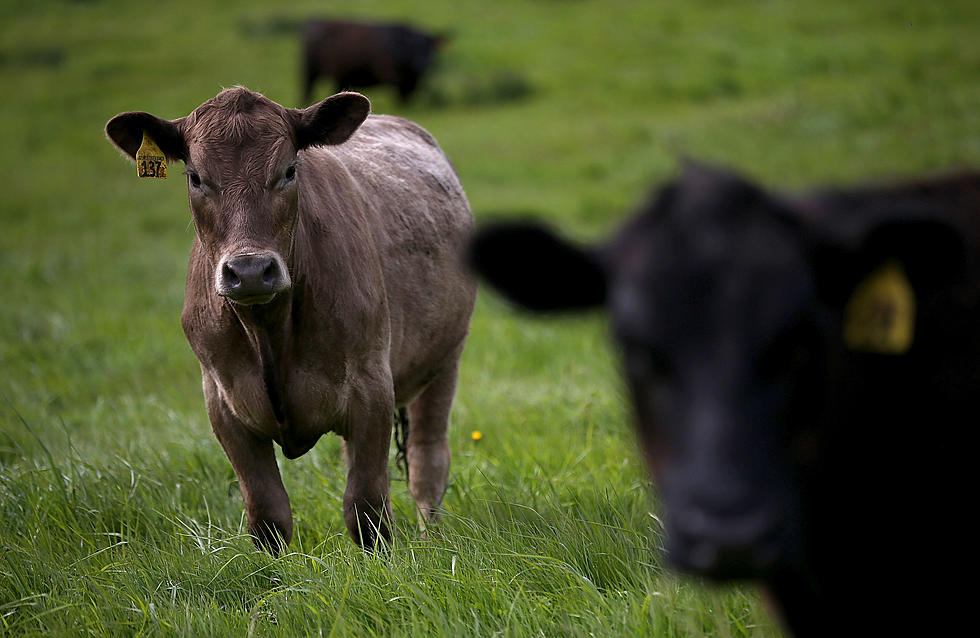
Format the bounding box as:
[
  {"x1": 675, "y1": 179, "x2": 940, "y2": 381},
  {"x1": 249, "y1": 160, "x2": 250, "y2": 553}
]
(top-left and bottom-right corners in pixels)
[{"x1": 2, "y1": 0, "x2": 978, "y2": 635}]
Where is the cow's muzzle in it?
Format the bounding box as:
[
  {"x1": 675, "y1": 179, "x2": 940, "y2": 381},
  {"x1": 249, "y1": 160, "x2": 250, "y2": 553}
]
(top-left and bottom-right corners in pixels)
[{"x1": 216, "y1": 251, "x2": 291, "y2": 305}]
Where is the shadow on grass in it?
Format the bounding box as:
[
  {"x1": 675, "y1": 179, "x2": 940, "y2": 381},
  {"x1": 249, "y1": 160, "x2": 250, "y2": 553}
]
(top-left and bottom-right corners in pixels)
[
  {"x1": 0, "y1": 46, "x2": 66, "y2": 70},
  {"x1": 418, "y1": 70, "x2": 535, "y2": 109}
]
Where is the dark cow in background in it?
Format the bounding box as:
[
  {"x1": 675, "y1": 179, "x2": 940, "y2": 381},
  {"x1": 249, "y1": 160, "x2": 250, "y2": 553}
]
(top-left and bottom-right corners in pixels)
[
  {"x1": 469, "y1": 163, "x2": 980, "y2": 636},
  {"x1": 106, "y1": 87, "x2": 476, "y2": 552},
  {"x1": 302, "y1": 19, "x2": 449, "y2": 105}
]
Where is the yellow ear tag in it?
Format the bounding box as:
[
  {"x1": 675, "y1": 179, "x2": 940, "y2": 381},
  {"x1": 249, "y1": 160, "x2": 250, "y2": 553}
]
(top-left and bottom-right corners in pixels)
[
  {"x1": 135, "y1": 131, "x2": 167, "y2": 179},
  {"x1": 842, "y1": 260, "x2": 915, "y2": 354}
]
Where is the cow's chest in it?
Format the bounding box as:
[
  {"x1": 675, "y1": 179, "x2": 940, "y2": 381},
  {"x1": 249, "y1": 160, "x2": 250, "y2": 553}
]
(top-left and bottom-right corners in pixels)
[
  {"x1": 281, "y1": 362, "x2": 352, "y2": 432},
  {"x1": 207, "y1": 351, "x2": 354, "y2": 443}
]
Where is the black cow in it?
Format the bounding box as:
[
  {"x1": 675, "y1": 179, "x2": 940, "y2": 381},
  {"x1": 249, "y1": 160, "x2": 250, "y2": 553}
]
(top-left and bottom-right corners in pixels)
[
  {"x1": 301, "y1": 19, "x2": 448, "y2": 105},
  {"x1": 469, "y1": 163, "x2": 980, "y2": 636}
]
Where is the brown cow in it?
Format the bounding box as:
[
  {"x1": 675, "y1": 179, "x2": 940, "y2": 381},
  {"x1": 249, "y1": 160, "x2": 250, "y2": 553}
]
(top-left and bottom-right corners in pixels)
[
  {"x1": 105, "y1": 87, "x2": 476, "y2": 551},
  {"x1": 302, "y1": 19, "x2": 449, "y2": 105}
]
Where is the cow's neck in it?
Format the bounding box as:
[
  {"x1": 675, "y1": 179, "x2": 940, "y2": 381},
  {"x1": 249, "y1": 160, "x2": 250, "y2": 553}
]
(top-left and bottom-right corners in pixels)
[{"x1": 230, "y1": 294, "x2": 294, "y2": 427}]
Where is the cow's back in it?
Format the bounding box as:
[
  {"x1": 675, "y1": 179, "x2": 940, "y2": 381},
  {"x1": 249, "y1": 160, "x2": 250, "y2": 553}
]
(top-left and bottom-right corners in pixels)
[
  {"x1": 303, "y1": 21, "x2": 399, "y2": 83},
  {"x1": 306, "y1": 114, "x2": 475, "y2": 403}
]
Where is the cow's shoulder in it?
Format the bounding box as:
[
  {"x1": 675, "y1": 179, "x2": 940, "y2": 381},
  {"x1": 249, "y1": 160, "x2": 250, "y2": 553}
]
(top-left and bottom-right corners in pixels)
[
  {"x1": 331, "y1": 115, "x2": 462, "y2": 203},
  {"x1": 355, "y1": 114, "x2": 441, "y2": 150}
]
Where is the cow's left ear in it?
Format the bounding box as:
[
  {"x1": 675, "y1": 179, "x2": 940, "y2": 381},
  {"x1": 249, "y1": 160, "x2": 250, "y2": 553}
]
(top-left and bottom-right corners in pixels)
[
  {"x1": 468, "y1": 221, "x2": 607, "y2": 313},
  {"x1": 289, "y1": 92, "x2": 370, "y2": 149},
  {"x1": 105, "y1": 112, "x2": 188, "y2": 162}
]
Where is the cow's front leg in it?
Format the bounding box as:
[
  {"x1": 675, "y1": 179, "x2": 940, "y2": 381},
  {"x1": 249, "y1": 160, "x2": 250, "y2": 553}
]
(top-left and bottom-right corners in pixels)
[
  {"x1": 204, "y1": 376, "x2": 292, "y2": 552},
  {"x1": 342, "y1": 384, "x2": 395, "y2": 550}
]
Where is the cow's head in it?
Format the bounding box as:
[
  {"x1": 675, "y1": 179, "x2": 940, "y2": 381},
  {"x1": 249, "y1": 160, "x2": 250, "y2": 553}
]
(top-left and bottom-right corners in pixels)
[
  {"x1": 469, "y1": 163, "x2": 966, "y2": 584},
  {"x1": 408, "y1": 30, "x2": 448, "y2": 75},
  {"x1": 106, "y1": 87, "x2": 369, "y2": 306}
]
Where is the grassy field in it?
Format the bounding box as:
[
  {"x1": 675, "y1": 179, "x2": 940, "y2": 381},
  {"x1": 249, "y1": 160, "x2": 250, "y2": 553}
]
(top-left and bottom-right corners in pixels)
[{"x1": 1, "y1": 0, "x2": 978, "y2": 635}]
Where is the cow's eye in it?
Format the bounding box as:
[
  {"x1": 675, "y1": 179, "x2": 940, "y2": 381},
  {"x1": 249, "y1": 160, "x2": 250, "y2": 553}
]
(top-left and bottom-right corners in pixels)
[
  {"x1": 185, "y1": 170, "x2": 202, "y2": 189},
  {"x1": 281, "y1": 164, "x2": 297, "y2": 187}
]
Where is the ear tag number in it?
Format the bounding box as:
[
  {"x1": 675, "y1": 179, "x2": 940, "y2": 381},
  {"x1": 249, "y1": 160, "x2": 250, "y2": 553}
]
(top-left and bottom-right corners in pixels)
[
  {"x1": 136, "y1": 131, "x2": 167, "y2": 179},
  {"x1": 842, "y1": 260, "x2": 915, "y2": 354}
]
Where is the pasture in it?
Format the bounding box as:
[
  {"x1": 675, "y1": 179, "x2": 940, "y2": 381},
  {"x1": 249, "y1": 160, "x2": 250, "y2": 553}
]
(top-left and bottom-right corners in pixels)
[{"x1": 2, "y1": 0, "x2": 978, "y2": 635}]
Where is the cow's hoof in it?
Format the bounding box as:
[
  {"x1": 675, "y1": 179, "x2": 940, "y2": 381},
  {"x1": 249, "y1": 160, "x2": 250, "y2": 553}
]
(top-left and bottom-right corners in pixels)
[
  {"x1": 249, "y1": 518, "x2": 292, "y2": 555},
  {"x1": 344, "y1": 500, "x2": 392, "y2": 551}
]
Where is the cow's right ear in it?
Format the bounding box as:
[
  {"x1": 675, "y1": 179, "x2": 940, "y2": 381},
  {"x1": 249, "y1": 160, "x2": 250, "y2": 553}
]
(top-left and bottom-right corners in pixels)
[
  {"x1": 468, "y1": 222, "x2": 607, "y2": 313},
  {"x1": 289, "y1": 92, "x2": 370, "y2": 149},
  {"x1": 105, "y1": 112, "x2": 187, "y2": 162}
]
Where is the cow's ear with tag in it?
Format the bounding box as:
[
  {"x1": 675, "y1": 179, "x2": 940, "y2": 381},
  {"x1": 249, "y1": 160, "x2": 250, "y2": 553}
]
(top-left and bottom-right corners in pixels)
[
  {"x1": 105, "y1": 112, "x2": 187, "y2": 163},
  {"x1": 811, "y1": 211, "x2": 967, "y2": 354},
  {"x1": 468, "y1": 221, "x2": 607, "y2": 313},
  {"x1": 290, "y1": 92, "x2": 370, "y2": 149}
]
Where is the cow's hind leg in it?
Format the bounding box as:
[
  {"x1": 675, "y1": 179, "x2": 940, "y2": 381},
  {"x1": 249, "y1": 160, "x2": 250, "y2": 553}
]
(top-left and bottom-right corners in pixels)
[
  {"x1": 396, "y1": 74, "x2": 420, "y2": 104},
  {"x1": 406, "y1": 353, "x2": 461, "y2": 529}
]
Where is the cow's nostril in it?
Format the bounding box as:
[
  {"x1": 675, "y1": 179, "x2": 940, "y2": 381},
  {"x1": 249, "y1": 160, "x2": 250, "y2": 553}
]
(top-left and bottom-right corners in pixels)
[
  {"x1": 262, "y1": 261, "x2": 279, "y2": 286},
  {"x1": 223, "y1": 262, "x2": 242, "y2": 288}
]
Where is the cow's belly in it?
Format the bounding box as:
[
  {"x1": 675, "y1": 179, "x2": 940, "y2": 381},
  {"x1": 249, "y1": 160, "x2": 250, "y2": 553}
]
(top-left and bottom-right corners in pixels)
[
  {"x1": 391, "y1": 344, "x2": 462, "y2": 406},
  {"x1": 386, "y1": 270, "x2": 476, "y2": 405}
]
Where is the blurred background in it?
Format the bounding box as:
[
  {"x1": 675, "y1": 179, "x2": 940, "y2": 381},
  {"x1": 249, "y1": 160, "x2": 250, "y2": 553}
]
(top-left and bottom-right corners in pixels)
[{"x1": 1, "y1": 0, "x2": 978, "y2": 635}]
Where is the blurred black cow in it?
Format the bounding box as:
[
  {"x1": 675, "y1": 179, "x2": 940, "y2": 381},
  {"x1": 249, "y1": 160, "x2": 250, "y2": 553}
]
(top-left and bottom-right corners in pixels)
[
  {"x1": 469, "y1": 163, "x2": 980, "y2": 636},
  {"x1": 301, "y1": 19, "x2": 448, "y2": 105}
]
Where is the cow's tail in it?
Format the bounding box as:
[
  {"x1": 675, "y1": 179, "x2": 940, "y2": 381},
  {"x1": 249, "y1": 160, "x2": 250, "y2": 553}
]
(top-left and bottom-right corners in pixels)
[{"x1": 394, "y1": 407, "x2": 410, "y2": 482}]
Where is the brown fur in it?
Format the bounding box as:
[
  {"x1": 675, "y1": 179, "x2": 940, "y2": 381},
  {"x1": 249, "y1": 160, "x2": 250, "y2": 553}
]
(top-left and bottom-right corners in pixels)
[{"x1": 106, "y1": 87, "x2": 476, "y2": 550}]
